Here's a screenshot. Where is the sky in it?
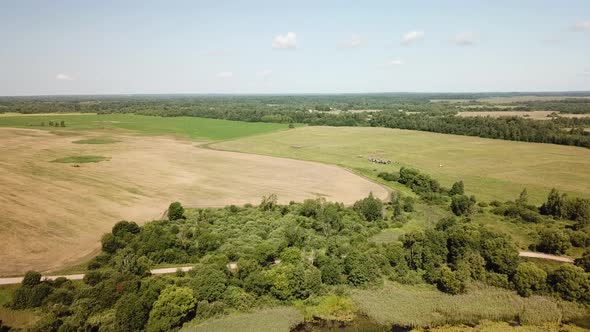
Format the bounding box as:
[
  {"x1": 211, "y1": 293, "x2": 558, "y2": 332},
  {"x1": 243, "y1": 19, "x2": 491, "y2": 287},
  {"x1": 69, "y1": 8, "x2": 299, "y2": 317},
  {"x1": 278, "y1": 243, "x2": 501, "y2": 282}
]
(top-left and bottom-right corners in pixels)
[{"x1": 0, "y1": 0, "x2": 589, "y2": 95}]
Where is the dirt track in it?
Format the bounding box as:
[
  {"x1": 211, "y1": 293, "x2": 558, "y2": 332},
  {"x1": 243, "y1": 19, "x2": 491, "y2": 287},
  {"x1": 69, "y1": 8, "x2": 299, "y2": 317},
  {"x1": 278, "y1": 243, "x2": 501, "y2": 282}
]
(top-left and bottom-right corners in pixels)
[
  {"x1": 518, "y1": 251, "x2": 574, "y2": 263},
  {"x1": 0, "y1": 128, "x2": 388, "y2": 276}
]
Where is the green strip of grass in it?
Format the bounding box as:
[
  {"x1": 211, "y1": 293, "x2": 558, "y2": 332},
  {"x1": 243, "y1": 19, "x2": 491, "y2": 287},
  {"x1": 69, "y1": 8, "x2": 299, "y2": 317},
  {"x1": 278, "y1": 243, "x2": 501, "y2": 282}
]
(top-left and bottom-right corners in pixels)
[
  {"x1": 180, "y1": 307, "x2": 303, "y2": 332},
  {"x1": 72, "y1": 138, "x2": 119, "y2": 144},
  {"x1": 51, "y1": 155, "x2": 109, "y2": 163}
]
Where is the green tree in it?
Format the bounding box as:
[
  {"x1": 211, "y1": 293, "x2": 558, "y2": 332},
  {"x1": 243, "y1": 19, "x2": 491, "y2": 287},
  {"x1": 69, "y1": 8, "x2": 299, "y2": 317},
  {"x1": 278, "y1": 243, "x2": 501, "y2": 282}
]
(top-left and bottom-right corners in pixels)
[
  {"x1": 449, "y1": 181, "x2": 465, "y2": 196},
  {"x1": 450, "y1": 195, "x2": 474, "y2": 216},
  {"x1": 547, "y1": 264, "x2": 590, "y2": 302},
  {"x1": 22, "y1": 271, "x2": 42, "y2": 287},
  {"x1": 481, "y1": 236, "x2": 519, "y2": 276},
  {"x1": 516, "y1": 188, "x2": 529, "y2": 205},
  {"x1": 114, "y1": 293, "x2": 149, "y2": 331},
  {"x1": 167, "y1": 201, "x2": 185, "y2": 220},
  {"x1": 353, "y1": 193, "x2": 383, "y2": 222},
  {"x1": 537, "y1": 228, "x2": 571, "y2": 255},
  {"x1": 513, "y1": 262, "x2": 547, "y2": 297},
  {"x1": 147, "y1": 286, "x2": 196, "y2": 332},
  {"x1": 436, "y1": 265, "x2": 464, "y2": 295},
  {"x1": 540, "y1": 188, "x2": 564, "y2": 217},
  {"x1": 192, "y1": 267, "x2": 228, "y2": 302},
  {"x1": 575, "y1": 249, "x2": 590, "y2": 272}
]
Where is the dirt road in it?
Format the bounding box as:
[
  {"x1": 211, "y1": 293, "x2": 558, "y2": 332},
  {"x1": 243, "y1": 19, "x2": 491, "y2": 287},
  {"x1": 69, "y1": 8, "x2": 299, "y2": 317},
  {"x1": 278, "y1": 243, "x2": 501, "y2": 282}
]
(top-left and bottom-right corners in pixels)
[{"x1": 519, "y1": 251, "x2": 574, "y2": 263}]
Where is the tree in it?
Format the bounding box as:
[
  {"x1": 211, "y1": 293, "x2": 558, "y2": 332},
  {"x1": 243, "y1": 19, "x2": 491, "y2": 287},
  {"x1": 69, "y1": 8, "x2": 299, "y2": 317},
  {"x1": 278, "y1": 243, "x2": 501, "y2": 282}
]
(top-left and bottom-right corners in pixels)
[
  {"x1": 147, "y1": 286, "x2": 196, "y2": 332},
  {"x1": 353, "y1": 193, "x2": 383, "y2": 222},
  {"x1": 547, "y1": 264, "x2": 590, "y2": 302},
  {"x1": 540, "y1": 188, "x2": 564, "y2": 217},
  {"x1": 516, "y1": 188, "x2": 529, "y2": 205},
  {"x1": 449, "y1": 181, "x2": 465, "y2": 196},
  {"x1": 167, "y1": 201, "x2": 185, "y2": 220},
  {"x1": 537, "y1": 228, "x2": 571, "y2": 255},
  {"x1": 344, "y1": 250, "x2": 378, "y2": 285},
  {"x1": 575, "y1": 249, "x2": 590, "y2": 272},
  {"x1": 22, "y1": 271, "x2": 42, "y2": 287},
  {"x1": 481, "y1": 236, "x2": 519, "y2": 276},
  {"x1": 450, "y1": 195, "x2": 474, "y2": 216},
  {"x1": 259, "y1": 194, "x2": 278, "y2": 211},
  {"x1": 513, "y1": 262, "x2": 547, "y2": 297},
  {"x1": 436, "y1": 265, "x2": 464, "y2": 295},
  {"x1": 192, "y1": 267, "x2": 227, "y2": 302},
  {"x1": 114, "y1": 293, "x2": 149, "y2": 331}
]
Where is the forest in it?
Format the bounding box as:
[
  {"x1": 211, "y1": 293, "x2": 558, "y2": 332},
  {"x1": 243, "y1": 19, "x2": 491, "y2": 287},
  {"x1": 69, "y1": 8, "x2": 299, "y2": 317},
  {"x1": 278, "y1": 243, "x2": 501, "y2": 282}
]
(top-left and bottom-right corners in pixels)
[
  {"x1": 2, "y1": 93, "x2": 590, "y2": 148},
  {"x1": 4, "y1": 166, "x2": 590, "y2": 331}
]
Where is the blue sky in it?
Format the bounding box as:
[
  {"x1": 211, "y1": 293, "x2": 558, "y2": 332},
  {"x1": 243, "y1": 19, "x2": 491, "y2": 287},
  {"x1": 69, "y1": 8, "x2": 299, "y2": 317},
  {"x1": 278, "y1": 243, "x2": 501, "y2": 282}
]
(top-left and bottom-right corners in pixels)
[{"x1": 0, "y1": 0, "x2": 589, "y2": 95}]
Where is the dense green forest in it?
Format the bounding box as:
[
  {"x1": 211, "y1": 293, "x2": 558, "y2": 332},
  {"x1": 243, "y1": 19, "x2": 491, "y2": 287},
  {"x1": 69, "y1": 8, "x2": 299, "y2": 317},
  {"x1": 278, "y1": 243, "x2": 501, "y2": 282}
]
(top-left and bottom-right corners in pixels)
[
  {"x1": 5, "y1": 167, "x2": 590, "y2": 331},
  {"x1": 2, "y1": 93, "x2": 590, "y2": 148}
]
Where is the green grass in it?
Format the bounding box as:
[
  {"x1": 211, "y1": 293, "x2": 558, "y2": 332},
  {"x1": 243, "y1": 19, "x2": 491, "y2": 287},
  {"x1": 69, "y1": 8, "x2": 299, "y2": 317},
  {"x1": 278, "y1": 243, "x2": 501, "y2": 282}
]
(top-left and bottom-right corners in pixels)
[
  {"x1": 180, "y1": 307, "x2": 303, "y2": 332},
  {"x1": 351, "y1": 282, "x2": 588, "y2": 328},
  {"x1": 0, "y1": 286, "x2": 42, "y2": 329},
  {"x1": 51, "y1": 155, "x2": 109, "y2": 163},
  {"x1": 72, "y1": 138, "x2": 120, "y2": 144},
  {"x1": 212, "y1": 126, "x2": 590, "y2": 203},
  {"x1": 0, "y1": 114, "x2": 289, "y2": 141}
]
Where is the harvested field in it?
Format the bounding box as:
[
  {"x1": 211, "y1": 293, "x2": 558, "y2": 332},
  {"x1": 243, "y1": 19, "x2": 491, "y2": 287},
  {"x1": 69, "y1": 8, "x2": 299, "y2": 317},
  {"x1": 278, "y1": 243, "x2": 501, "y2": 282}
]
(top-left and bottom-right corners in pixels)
[{"x1": 0, "y1": 128, "x2": 387, "y2": 276}]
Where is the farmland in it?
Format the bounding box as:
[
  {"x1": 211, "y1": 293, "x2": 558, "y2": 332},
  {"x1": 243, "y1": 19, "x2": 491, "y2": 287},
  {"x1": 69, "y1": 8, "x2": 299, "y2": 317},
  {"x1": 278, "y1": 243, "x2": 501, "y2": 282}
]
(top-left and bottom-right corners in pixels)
[
  {"x1": 0, "y1": 116, "x2": 387, "y2": 276},
  {"x1": 212, "y1": 126, "x2": 590, "y2": 204}
]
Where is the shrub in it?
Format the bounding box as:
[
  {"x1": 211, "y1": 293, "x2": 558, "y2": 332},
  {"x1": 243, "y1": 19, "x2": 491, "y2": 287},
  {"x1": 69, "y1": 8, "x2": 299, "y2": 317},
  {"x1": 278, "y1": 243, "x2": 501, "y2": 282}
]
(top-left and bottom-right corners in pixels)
[
  {"x1": 435, "y1": 265, "x2": 464, "y2": 295},
  {"x1": 513, "y1": 262, "x2": 547, "y2": 297},
  {"x1": 353, "y1": 193, "x2": 383, "y2": 222},
  {"x1": 192, "y1": 267, "x2": 228, "y2": 302},
  {"x1": 537, "y1": 228, "x2": 571, "y2": 255},
  {"x1": 114, "y1": 293, "x2": 149, "y2": 331},
  {"x1": 22, "y1": 271, "x2": 42, "y2": 287},
  {"x1": 167, "y1": 201, "x2": 185, "y2": 220},
  {"x1": 147, "y1": 286, "x2": 196, "y2": 332},
  {"x1": 450, "y1": 195, "x2": 475, "y2": 216},
  {"x1": 548, "y1": 264, "x2": 590, "y2": 302},
  {"x1": 575, "y1": 249, "x2": 590, "y2": 272},
  {"x1": 449, "y1": 181, "x2": 465, "y2": 196}
]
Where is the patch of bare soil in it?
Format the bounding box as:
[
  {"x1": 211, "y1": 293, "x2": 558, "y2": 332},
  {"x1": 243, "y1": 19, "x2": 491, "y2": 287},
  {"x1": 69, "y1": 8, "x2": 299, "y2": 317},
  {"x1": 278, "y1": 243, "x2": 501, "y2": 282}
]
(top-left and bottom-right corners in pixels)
[{"x1": 0, "y1": 128, "x2": 388, "y2": 276}]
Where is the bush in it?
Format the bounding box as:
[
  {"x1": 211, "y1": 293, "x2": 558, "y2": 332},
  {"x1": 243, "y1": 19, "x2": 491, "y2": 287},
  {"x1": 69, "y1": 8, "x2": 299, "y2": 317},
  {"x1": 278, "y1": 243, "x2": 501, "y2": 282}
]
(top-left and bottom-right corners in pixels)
[
  {"x1": 450, "y1": 195, "x2": 475, "y2": 216},
  {"x1": 513, "y1": 262, "x2": 547, "y2": 297},
  {"x1": 11, "y1": 283, "x2": 52, "y2": 309},
  {"x1": 101, "y1": 233, "x2": 124, "y2": 254},
  {"x1": 449, "y1": 181, "x2": 464, "y2": 196},
  {"x1": 344, "y1": 250, "x2": 378, "y2": 286},
  {"x1": 114, "y1": 293, "x2": 149, "y2": 331},
  {"x1": 192, "y1": 267, "x2": 228, "y2": 302},
  {"x1": 435, "y1": 265, "x2": 464, "y2": 295},
  {"x1": 147, "y1": 286, "x2": 196, "y2": 332},
  {"x1": 547, "y1": 264, "x2": 590, "y2": 302},
  {"x1": 353, "y1": 193, "x2": 383, "y2": 222},
  {"x1": 537, "y1": 228, "x2": 571, "y2": 255},
  {"x1": 575, "y1": 249, "x2": 590, "y2": 272},
  {"x1": 167, "y1": 201, "x2": 185, "y2": 220},
  {"x1": 22, "y1": 271, "x2": 42, "y2": 287}
]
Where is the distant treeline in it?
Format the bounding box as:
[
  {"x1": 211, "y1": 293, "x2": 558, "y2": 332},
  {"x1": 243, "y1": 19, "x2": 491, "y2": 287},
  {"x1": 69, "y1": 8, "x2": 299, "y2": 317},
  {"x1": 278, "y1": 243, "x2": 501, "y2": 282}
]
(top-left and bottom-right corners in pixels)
[{"x1": 2, "y1": 94, "x2": 590, "y2": 147}]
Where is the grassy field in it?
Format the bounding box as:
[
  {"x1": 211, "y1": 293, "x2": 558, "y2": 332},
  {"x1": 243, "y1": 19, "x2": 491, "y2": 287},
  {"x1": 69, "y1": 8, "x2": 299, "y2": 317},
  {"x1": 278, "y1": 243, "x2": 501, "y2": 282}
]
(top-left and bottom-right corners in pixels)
[
  {"x1": 72, "y1": 137, "x2": 120, "y2": 144},
  {"x1": 52, "y1": 155, "x2": 110, "y2": 163},
  {"x1": 0, "y1": 286, "x2": 42, "y2": 329},
  {"x1": 352, "y1": 282, "x2": 588, "y2": 329},
  {"x1": 0, "y1": 113, "x2": 288, "y2": 140},
  {"x1": 212, "y1": 126, "x2": 590, "y2": 204},
  {"x1": 180, "y1": 307, "x2": 303, "y2": 332}
]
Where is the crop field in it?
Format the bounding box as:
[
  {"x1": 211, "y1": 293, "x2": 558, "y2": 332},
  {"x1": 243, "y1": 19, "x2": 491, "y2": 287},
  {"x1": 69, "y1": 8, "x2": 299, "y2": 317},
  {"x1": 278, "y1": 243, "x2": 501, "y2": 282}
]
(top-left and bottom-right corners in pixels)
[
  {"x1": 0, "y1": 113, "x2": 288, "y2": 140},
  {"x1": 0, "y1": 124, "x2": 387, "y2": 276},
  {"x1": 213, "y1": 126, "x2": 590, "y2": 203}
]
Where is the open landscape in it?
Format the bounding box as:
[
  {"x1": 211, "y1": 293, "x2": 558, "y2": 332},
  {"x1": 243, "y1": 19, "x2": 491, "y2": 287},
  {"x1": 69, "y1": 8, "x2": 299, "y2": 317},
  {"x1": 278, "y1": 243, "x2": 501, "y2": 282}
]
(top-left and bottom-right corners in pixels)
[{"x1": 2, "y1": 2, "x2": 590, "y2": 332}]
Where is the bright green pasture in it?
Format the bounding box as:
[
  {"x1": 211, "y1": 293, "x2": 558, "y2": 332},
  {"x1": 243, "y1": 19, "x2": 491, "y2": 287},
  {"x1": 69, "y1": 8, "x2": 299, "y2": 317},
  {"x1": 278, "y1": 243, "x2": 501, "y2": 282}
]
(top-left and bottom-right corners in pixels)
[
  {"x1": 180, "y1": 307, "x2": 303, "y2": 332},
  {"x1": 213, "y1": 126, "x2": 590, "y2": 203},
  {"x1": 0, "y1": 113, "x2": 289, "y2": 141}
]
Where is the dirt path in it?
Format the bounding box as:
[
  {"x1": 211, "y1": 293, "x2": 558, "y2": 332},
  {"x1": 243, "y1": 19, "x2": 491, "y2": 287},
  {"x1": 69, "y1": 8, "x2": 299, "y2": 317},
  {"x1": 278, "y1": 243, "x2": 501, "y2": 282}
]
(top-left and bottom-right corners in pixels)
[
  {"x1": 519, "y1": 251, "x2": 574, "y2": 263},
  {"x1": 0, "y1": 266, "x2": 194, "y2": 286}
]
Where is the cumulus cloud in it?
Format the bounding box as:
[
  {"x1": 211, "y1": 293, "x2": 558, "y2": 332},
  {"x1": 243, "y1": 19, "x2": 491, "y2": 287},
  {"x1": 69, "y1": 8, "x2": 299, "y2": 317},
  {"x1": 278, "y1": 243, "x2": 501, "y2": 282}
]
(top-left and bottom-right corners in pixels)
[
  {"x1": 216, "y1": 71, "x2": 233, "y2": 78},
  {"x1": 384, "y1": 59, "x2": 404, "y2": 66},
  {"x1": 452, "y1": 32, "x2": 477, "y2": 46},
  {"x1": 402, "y1": 30, "x2": 424, "y2": 45},
  {"x1": 55, "y1": 73, "x2": 73, "y2": 80},
  {"x1": 572, "y1": 20, "x2": 590, "y2": 31},
  {"x1": 339, "y1": 34, "x2": 363, "y2": 48},
  {"x1": 272, "y1": 32, "x2": 297, "y2": 49},
  {"x1": 257, "y1": 69, "x2": 272, "y2": 77}
]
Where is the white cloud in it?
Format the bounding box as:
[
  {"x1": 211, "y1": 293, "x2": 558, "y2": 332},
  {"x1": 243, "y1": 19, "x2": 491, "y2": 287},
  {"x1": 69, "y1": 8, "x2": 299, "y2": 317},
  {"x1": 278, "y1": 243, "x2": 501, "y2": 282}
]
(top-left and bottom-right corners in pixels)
[
  {"x1": 339, "y1": 34, "x2": 363, "y2": 48},
  {"x1": 257, "y1": 70, "x2": 272, "y2": 77},
  {"x1": 216, "y1": 71, "x2": 233, "y2": 78},
  {"x1": 402, "y1": 30, "x2": 424, "y2": 45},
  {"x1": 55, "y1": 73, "x2": 73, "y2": 81},
  {"x1": 272, "y1": 32, "x2": 297, "y2": 49},
  {"x1": 573, "y1": 20, "x2": 590, "y2": 31},
  {"x1": 452, "y1": 32, "x2": 477, "y2": 46},
  {"x1": 384, "y1": 59, "x2": 404, "y2": 66}
]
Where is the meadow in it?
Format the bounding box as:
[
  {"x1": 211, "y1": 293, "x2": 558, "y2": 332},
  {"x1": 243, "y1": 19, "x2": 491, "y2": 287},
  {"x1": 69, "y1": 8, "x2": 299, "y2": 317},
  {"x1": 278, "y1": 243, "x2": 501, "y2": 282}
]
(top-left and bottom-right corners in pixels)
[
  {"x1": 213, "y1": 126, "x2": 590, "y2": 204},
  {"x1": 179, "y1": 307, "x2": 303, "y2": 332},
  {"x1": 0, "y1": 113, "x2": 288, "y2": 140},
  {"x1": 351, "y1": 282, "x2": 588, "y2": 328}
]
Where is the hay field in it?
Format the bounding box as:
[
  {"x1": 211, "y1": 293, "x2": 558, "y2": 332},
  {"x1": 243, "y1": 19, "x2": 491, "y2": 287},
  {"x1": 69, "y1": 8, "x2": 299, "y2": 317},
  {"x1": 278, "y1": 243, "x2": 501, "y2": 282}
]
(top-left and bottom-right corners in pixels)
[
  {"x1": 212, "y1": 126, "x2": 590, "y2": 203},
  {"x1": 0, "y1": 128, "x2": 387, "y2": 276}
]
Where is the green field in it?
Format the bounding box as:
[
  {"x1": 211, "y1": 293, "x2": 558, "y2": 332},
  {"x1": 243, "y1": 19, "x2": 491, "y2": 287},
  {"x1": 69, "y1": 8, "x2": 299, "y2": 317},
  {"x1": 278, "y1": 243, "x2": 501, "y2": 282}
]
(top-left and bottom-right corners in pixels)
[
  {"x1": 51, "y1": 155, "x2": 110, "y2": 163},
  {"x1": 0, "y1": 113, "x2": 289, "y2": 141},
  {"x1": 213, "y1": 126, "x2": 590, "y2": 203},
  {"x1": 180, "y1": 307, "x2": 303, "y2": 332}
]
